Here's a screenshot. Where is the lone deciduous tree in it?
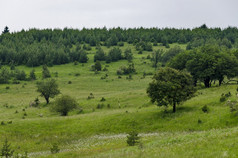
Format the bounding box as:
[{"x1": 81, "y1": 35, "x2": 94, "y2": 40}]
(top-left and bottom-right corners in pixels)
[
  {"x1": 147, "y1": 67, "x2": 196, "y2": 113},
  {"x1": 36, "y1": 79, "x2": 60, "y2": 104}
]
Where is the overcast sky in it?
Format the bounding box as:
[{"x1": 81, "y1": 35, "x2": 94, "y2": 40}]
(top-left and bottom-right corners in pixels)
[{"x1": 0, "y1": 0, "x2": 237, "y2": 32}]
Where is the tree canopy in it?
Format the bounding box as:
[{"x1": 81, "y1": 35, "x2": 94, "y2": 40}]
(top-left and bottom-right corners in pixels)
[
  {"x1": 0, "y1": 26, "x2": 237, "y2": 67},
  {"x1": 147, "y1": 67, "x2": 196, "y2": 112},
  {"x1": 36, "y1": 79, "x2": 60, "y2": 104},
  {"x1": 168, "y1": 45, "x2": 238, "y2": 87}
]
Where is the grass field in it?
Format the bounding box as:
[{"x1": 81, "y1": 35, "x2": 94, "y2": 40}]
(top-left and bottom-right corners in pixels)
[{"x1": 0, "y1": 43, "x2": 237, "y2": 157}]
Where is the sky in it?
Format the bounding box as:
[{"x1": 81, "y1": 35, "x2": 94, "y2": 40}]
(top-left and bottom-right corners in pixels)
[{"x1": 0, "y1": 0, "x2": 238, "y2": 32}]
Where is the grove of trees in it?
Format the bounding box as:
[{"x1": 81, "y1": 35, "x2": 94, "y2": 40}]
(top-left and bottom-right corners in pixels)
[{"x1": 0, "y1": 25, "x2": 238, "y2": 67}]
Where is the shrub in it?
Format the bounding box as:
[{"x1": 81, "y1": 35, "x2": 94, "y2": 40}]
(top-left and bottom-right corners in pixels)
[
  {"x1": 54, "y1": 95, "x2": 78, "y2": 116},
  {"x1": 127, "y1": 131, "x2": 140, "y2": 146},
  {"x1": 0, "y1": 139, "x2": 14, "y2": 157},
  {"x1": 87, "y1": 93, "x2": 94, "y2": 99},
  {"x1": 220, "y1": 92, "x2": 232, "y2": 102},
  {"x1": 117, "y1": 63, "x2": 136, "y2": 75},
  {"x1": 100, "y1": 97, "x2": 106, "y2": 102},
  {"x1": 74, "y1": 73, "x2": 80, "y2": 77},
  {"x1": 74, "y1": 61, "x2": 79, "y2": 65},
  {"x1": 68, "y1": 81, "x2": 72, "y2": 84},
  {"x1": 50, "y1": 143, "x2": 60, "y2": 154},
  {"x1": 30, "y1": 97, "x2": 40, "y2": 107},
  {"x1": 202, "y1": 105, "x2": 209, "y2": 113},
  {"x1": 117, "y1": 69, "x2": 123, "y2": 75},
  {"x1": 198, "y1": 119, "x2": 202, "y2": 124},
  {"x1": 30, "y1": 69, "x2": 36, "y2": 80},
  {"x1": 117, "y1": 42, "x2": 124, "y2": 46},
  {"x1": 96, "y1": 103, "x2": 104, "y2": 109},
  {"x1": 94, "y1": 61, "x2": 102, "y2": 71},
  {"x1": 102, "y1": 67, "x2": 108, "y2": 71},
  {"x1": 220, "y1": 95, "x2": 226, "y2": 102},
  {"x1": 42, "y1": 65, "x2": 51, "y2": 79}
]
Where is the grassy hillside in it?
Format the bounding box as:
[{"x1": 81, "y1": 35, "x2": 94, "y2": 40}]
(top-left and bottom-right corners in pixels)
[{"x1": 0, "y1": 43, "x2": 237, "y2": 157}]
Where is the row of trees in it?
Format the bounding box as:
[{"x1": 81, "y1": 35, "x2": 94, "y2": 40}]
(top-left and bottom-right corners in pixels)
[
  {"x1": 0, "y1": 25, "x2": 238, "y2": 66},
  {"x1": 0, "y1": 68, "x2": 36, "y2": 84},
  {"x1": 94, "y1": 47, "x2": 133, "y2": 63},
  {"x1": 2, "y1": 25, "x2": 238, "y2": 47}
]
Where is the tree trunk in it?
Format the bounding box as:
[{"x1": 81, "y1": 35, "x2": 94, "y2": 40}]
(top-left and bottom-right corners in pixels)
[
  {"x1": 193, "y1": 79, "x2": 197, "y2": 87},
  {"x1": 45, "y1": 97, "x2": 49, "y2": 104},
  {"x1": 204, "y1": 78, "x2": 210, "y2": 88},
  {"x1": 219, "y1": 77, "x2": 224, "y2": 86},
  {"x1": 173, "y1": 103, "x2": 176, "y2": 113}
]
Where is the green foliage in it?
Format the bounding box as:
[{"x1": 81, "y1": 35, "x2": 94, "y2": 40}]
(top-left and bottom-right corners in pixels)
[
  {"x1": 96, "y1": 103, "x2": 104, "y2": 109},
  {"x1": 127, "y1": 131, "x2": 140, "y2": 146},
  {"x1": 201, "y1": 105, "x2": 209, "y2": 113},
  {"x1": 87, "y1": 93, "x2": 94, "y2": 100},
  {"x1": 169, "y1": 45, "x2": 238, "y2": 87},
  {"x1": 29, "y1": 69, "x2": 36, "y2": 80},
  {"x1": 147, "y1": 67, "x2": 196, "y2": 112},
  {"x1": 100, "y1": 97, "x2": 106, "y2": 102},
  {"x1": 220, "y1": 92, "x2": 232, "y2": 102},
  {"x1": 79, "y1": 50, "x2": 88, "y2": 63},
  {"x1": 54, "y1": 95, "x2": 78, "y2": 116},
  {"x1": 2, "y1": 26, "x2": 9, "y2": 34},
  {"x1": 50, "y1": 143, "x2": 60, "y2": 154},
  {"x1": 94, "y1": 61, "x2": 102, "y2": 71},
  {"x1": 106, "y1": 47, "x2": 122, "y2": 63},
  {"x1": 160, "y1": 46, "x2": 184, "y2": 64},
  {"x1": 0, "y1": 26, "x2": 238, "y2": 67},
  {"x1": 0, "y1": 139, "x2": 14, "y2": 158},
  {"x1": 0, "y1": 68, "x2": 10, "y2": 84},
  {"x1": 36, "y1": 79, "x2": 60, "y2": 104},
  {"x1": 151, "y1": 49, "x2": 163, "y2": 68},
  {"x1": 14, "y1": 69, "x2": 27, "y2": 81},
  {"x1": 94, "y1": 48, "x2": 106, "y2": 62},
  {"x1": 124, "y1": 48, "x2": 133, "y2": 62},
  {"x1": 42, "y1": 65, "x2": 51, "y2": 79},
  {"x1": 117, "y1": 63, "x2": 136, "y2": 75}
]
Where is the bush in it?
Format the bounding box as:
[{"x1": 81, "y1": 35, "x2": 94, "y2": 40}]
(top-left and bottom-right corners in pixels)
[
  {"x1": 198, "y1": 119, "x2": 202, "y2": 124},
  {"x1": 30, "y1": 97, "x2": 40, "y2": 107},
  {"x1": 220, "y1": 92, "x2": 232, "y2": 102},
  {"x1": 127, "y1": 131, "x2": 140, "y2": 146},
  {"x1": 0, "y1": 139, "x2": 14, "y2": 157},
  {"x1": 50, "y1": 143, "x2": 60, "y2": 154},
  {"x1": 54, "y1": 95, "x2": 78, "y2": 116},
  {"x1": 42, "y1": 65, "x2": 51, "y2": 79},
  {"x1": 96, "y1": 103, "x2": 104, "y2": 109},
  {"x1": 94, "y1": 61, "x2": 102, "y2": 71},
  {"x1": 117, "y1": 63, "x2": 136, "y2": 75},
  {"x1": 100, "y1": 97, "x2": 106, "y2": 102},
  {"x1": 74, "y1": 73, "x2": 80, "y2": 77},
  {"x1": 87, "y1": 93, "x2": 94, "y2": 99},
  {"x1": 201, "y1": 105, "x2": 209, "y2": 113}
]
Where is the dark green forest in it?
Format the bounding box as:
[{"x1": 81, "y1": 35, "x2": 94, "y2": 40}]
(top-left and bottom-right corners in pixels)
[{"x1": 1, "y1": 25, "x2": 238, "y2": 67}]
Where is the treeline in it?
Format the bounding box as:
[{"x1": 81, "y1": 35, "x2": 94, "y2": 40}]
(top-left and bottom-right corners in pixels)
[{"x1": 0, "y1": 25, "x2": 238, "y2": 66}]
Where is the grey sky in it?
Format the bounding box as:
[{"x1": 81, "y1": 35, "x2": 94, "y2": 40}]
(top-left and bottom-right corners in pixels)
[{"x1": 0, "y1": 0, "x2": 237, "y2": 32}]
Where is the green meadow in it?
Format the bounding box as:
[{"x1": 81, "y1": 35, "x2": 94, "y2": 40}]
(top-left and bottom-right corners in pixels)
[{"x1": 0, "y1": 43, "x2": 237, "y2": 157}]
